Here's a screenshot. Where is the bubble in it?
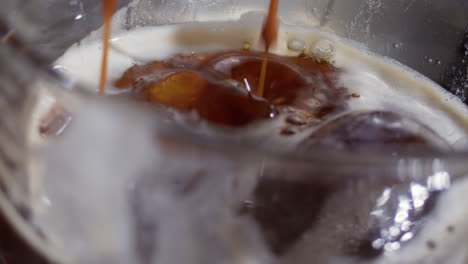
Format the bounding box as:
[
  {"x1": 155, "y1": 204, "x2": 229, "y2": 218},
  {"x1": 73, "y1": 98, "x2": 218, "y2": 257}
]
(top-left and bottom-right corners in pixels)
[
  {"x1": 389, "y1": 226, "x2": 401, "y2": 237},
  {"x1": 436, "y1": 60, "x2": 441, "y2": 65},
  {"x1": 372, "y1": 239, "x2": 385, "y2": 249},
  {"x1": 390, "y1": 242, "x2": 401, "y2": 251},
  {"x1": 428, "y1": 58, "x2": 433, "y2": 64},
  {"x1": 400, "y1": 232, "x2": 414, "y2": 242},
  {"x1": 311, "y1": 39, "x2": 335, "y2": 60},
  {"x1": 242, "y1": 41, "x2": 251, "y2": 51},
  {"x1": 287, "y1": 38, "x2": 306, "y2": 52},
  {"x1": 384, "y1": 242, "x2": 401, "y2": 252}
]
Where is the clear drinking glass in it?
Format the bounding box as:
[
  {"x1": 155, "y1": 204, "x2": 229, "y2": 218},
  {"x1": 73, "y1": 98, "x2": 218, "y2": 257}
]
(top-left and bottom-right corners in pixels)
[{"x1": 0, "y1": 0, "x2": 468, "y2": 263}]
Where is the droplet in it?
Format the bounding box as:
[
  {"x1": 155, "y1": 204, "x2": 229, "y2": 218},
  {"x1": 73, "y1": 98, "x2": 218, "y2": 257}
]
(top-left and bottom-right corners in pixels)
[
  {"x1": 428, "y1": 58, "x2": 433, "y2": 64},
  {"x1": 436, "y1": 60, "x2": 441, "y2": 65},
  {"x1": 287, "y1": 38, "x2": 306, "y2": 52},
  {"x1": 393, "y1": 43, "x2": 402, "y2": 49},
  {"x1": 311, "y1": 39, "x2": 335, "y2": 60}
]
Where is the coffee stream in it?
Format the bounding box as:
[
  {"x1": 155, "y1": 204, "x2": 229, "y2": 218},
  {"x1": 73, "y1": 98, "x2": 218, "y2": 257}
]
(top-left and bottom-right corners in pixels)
[
  {"x1": 99, "y1": 0, "x2": 117, "y2": 94},
  {"x1": 258, "y1": 0, "x2": 279, "y2": 97}
]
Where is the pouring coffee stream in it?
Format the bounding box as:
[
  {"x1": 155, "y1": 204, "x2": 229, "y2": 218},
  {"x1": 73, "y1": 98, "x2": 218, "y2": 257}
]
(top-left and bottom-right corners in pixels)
[
  {"x1": 258, "y1": 0, "x2": 279, "y2": 97},
  {"x1": 99, "y1": 0, "x2": 117, "y2": 94}
]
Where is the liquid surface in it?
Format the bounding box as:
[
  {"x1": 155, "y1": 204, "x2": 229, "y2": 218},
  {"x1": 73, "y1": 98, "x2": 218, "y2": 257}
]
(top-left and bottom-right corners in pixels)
[
  {"x1": 99, "y1": 0, "x2": 117, "y2": 94},
  {"x1": 113, "y1": 51, "x2": 347, "y2": 127}
]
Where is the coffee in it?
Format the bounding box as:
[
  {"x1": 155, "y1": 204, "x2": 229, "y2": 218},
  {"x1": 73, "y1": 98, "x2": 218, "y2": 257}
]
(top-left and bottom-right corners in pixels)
[
  {"x1": 27, "y1": 8, "x2": 468, "y2": 264},
  {"x1": 112, "y1": 51, "x2": 347, "y2": 128},
  {"x1": 43, "y1": 19, "x2": 468, "y2": 150}
]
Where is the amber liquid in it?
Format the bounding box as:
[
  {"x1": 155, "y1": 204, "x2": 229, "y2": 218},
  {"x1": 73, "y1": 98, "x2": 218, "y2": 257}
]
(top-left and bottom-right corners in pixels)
[
  {"x1": 99, "y1": 0, "x2": 117, "y2": 94},
  {"x1": 114, "y1": 51, "x2": 349, "y2": 127}
]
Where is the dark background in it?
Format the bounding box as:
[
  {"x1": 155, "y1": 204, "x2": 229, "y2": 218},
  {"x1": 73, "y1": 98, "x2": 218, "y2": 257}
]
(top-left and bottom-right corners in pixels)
[{"x1": 0, "y1": 213, "x2": 49, "y2": 264}]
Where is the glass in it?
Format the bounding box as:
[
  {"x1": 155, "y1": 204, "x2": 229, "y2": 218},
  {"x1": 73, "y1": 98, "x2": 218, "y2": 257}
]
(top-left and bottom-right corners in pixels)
[{"x1": 0, "y1": 0, "x2": 468, "y2": 263}]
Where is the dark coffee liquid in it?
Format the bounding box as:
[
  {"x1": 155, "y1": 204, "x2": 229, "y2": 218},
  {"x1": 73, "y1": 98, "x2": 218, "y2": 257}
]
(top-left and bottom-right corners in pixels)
[{"x1": 114, "y1": 50, "x2": 349, "y2": 127}]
